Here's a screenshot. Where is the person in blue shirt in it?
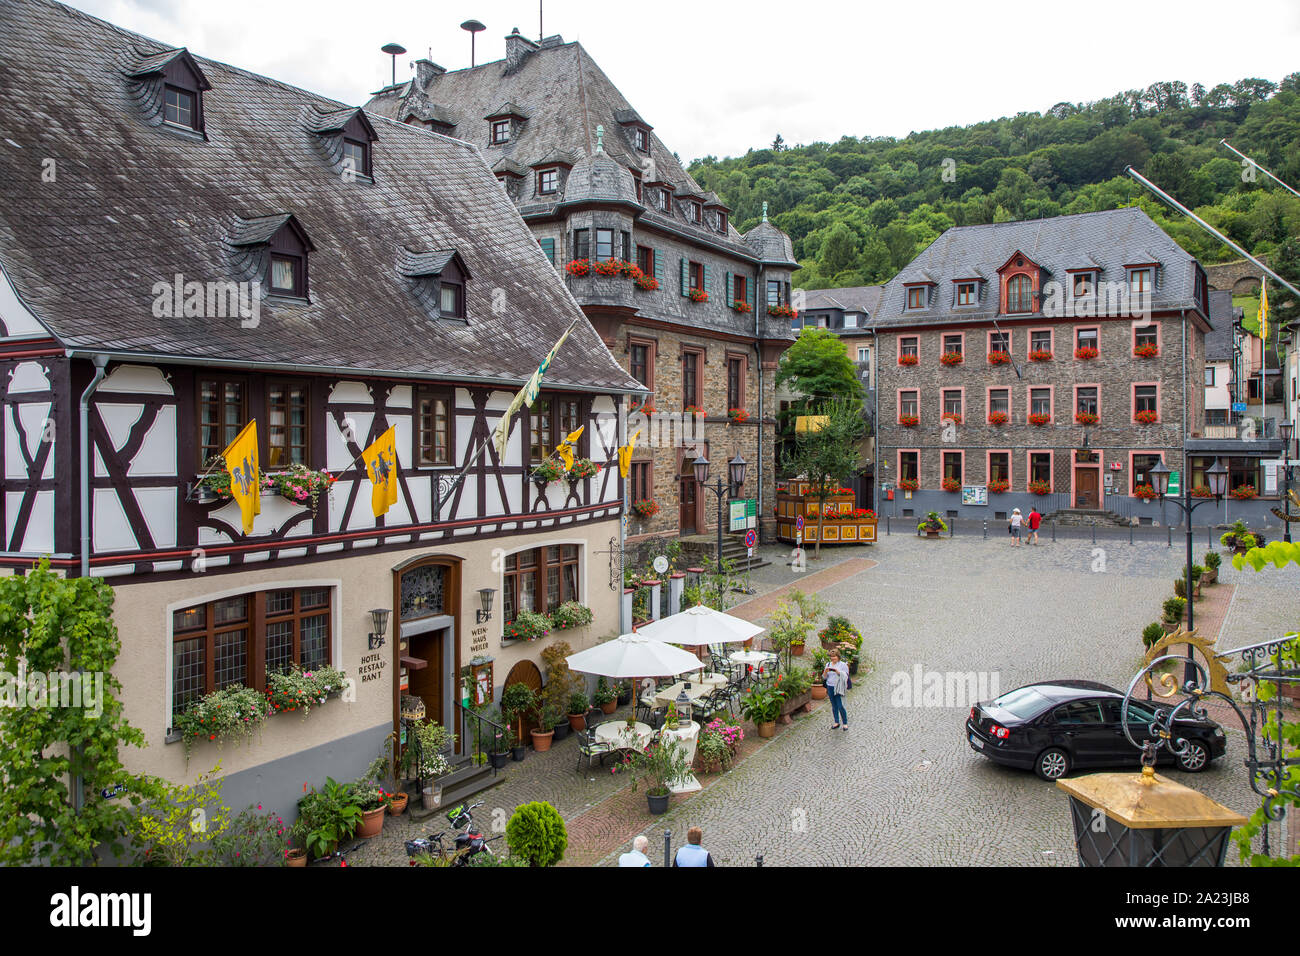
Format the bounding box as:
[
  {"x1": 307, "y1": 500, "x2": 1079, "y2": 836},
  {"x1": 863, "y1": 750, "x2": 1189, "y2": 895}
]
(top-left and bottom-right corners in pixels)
[
  {"x1": 618, "y1": 834, "x2": 652, "y2": 867},
  {"x1": 673, "y1": 827, "x2": 715, "y2": 867}
]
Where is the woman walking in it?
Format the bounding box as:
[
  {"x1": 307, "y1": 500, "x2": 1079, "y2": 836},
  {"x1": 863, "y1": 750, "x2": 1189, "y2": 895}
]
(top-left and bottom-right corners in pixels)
[
  {"x1": 823, "y1": 648, "x2": 851, "y2": 730},
  {"x1": 1009, "y1": 507, "x2": 1022, "y2": 546}
]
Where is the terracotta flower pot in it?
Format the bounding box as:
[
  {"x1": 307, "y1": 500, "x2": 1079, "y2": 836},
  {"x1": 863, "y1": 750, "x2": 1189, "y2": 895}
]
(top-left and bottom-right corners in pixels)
[
  {"x1": 790, "y1": 643, "x2": 805, "y2": 657},
  {"x1": 387, "y1": 792, "x2": 409, "y2": 816},
  {"x1": 756, "y1": 720, "x2": 776, "y2": 738},
  {"x1": 357, "y1": 805, "x2": 386, "y2": 840},
  {"x1": 811, "y1": 683, "x2": 827, "y2": 700},
  {"x1": 286, "y1": 848, "x2": 307, "y2": 867},
  {"x1": 568, "y1": 713, "x2": 586, "y2": 732},
  {"x1": 600, "y1": 699, "x2": 617, "y2": 714},
  {"x1": 531, "y1": 728, "x2": 555, "y2": 752}
]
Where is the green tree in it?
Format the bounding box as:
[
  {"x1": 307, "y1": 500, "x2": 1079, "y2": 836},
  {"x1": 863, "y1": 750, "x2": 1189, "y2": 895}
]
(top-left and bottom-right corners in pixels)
[
  {"x1": 505, "y1": 800, "x2": 568, "y2": 866},
  {"x1": 0, "y1": 559, "x2": 162, "y2": 864},
  {"x1": 781, "y1": 400, "x2": 866, "y2": 557},
  {"x1": 819, "y1": 221, "x2": 860, "y2": 274},
  {"x1": 775, "y1": 327, "x2": 864, "y2": 429}
]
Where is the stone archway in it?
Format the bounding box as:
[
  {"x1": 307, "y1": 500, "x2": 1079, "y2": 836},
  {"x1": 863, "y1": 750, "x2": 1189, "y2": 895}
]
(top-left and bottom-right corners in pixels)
[{"x1": 502, "y1": 659, "x2": 543, "y2": 741}]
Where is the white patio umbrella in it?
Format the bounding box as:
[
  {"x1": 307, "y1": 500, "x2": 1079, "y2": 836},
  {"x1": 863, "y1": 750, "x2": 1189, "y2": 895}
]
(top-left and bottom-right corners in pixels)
[
  {"x1": 566, "y1": 633, "x2": 704, "y2": 716},
  {"x1": 634, "y1": 604, "x2": 765, "y2": 647}
]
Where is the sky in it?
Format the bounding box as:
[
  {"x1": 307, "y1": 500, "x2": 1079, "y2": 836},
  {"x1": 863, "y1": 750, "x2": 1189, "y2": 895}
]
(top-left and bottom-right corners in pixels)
[{"x1": 70, "y1": 0, "x2": 1300, "y2": 163}]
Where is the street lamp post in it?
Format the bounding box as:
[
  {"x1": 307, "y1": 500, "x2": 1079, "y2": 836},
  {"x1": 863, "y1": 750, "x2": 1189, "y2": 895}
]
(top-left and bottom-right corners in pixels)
[
  {"x1": 690, "y1": 453, "x2": 747, "y2": 573},
  {"x1": 1147, "y1": 458, "x2": 1228, "y2": 685},
  {"x1": 1280, "y1": 421, "x2": 1294, "y2": 544}
]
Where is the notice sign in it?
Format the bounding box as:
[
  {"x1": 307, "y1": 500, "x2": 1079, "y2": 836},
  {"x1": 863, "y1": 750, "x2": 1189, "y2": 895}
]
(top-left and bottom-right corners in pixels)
[
  {"x1": 358, "y1": 650, "x2": 387, "y2": 684},
  {"x1": 962, "y1": 485, "x2": 988, "y2": 506}
]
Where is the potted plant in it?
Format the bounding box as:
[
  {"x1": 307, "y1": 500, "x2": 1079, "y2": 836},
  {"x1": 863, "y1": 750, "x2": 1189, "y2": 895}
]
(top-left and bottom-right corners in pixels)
[
  {"x1": 988, "y1": 479, "x2": 1010, "y2": 494},
  {"x1": 739, "y1": 687, "x2": 784, "y2": 738},
  {"x1": 631, "y1": 499, "x2": 660, "y2": 519},
  {"x1": 728, "y1": 407, "x2": 749, "y2": 424},
  {"x1": 1134, "y1": 483, "x2": 1158, "y2": 501},
  {"x1": 1074, "y1": 411, "x2": 1099, "y2": 425},
  {"x1": 789, "y1": 635, "x2": 805, "y2": 657},
  {"x1": 352, "y1": 781, "x2": 388, "y2": 839},
  {"x1": 262, "y1": 463, "x2": 336, "y2": 514},
  {"x1": 387, "y1": 790, "x2": 409, "y2": 816},
  {"x1": 1134, "y1": 409, "x2": 1159, "y2": 425},
  {"x1": 1220, "y1": 520, "x2": 1263, "y2": 554},
  {"x1": 501, "y1": 682, "x2": 537, "y2": 749},
  {"x1": 1162, "y1": 596, "x2": 1187, "y2": 630},
  {"x1": 530, "y1": 457, "x2": 566, "y2": 487},
  {"x1": 593, "y1": 676, "x2": 618, "y2": 714},
  {"x1": 616, "y1": 679, "x2": 633, "y2": 706},
  {"x1": 531, "y1": 700, "x2": 562, "y2": 752},
  {"x1": 566, "y1": 458, "x2": 600, "y2": 482},
  {"x1": 488, "y1": 727, "x2": 512, "y2": 769},
  {"x1": 1028, "y1": 349, "x2": 1053, "y2": 362},
  {"x1": 1230, "y1": 484, "x2": 1258, "y2": 500},
  {"x1": 988, "y1": 351, "x2": 1011, "y2": 365},
  {"x1": 664, "y1": 700, "x2": 679, "y2": 731},
  {"x1": 1134, "y1": 343, "x2": 1159, "y2": 358},
  {"x1": 1203, "y1": 551, "x2": 1221, "y2": 584},
  {"x1": 1028, "y1": 413, "x2": 1051, "y2": 426},
  {"x1": 1074, "y1": 346, "x2": 1099, "y2": 360},
  {"x1": 565, "y1": 258, "x2": 592, "y2": 277},
  {"x1": 504, "y1": 801, "x2": 569, "y2": 866},
  {"x1": 628, "y1": 737, "x2": 689, "y2": 814},
  {"x1": 567, "y1": 691, "x2": 589, "y2": 732},
  {"x1": 778, "y1": 665, "x2": 815, "y2": 714},
  {"x1": 898, "y1": 477, "x2": 919, "y2": 492},
  {"x1": 297, "y1": 777, "x2": 363, "y2": 861},
  {"x1": 688, "y1": 288, "x2": 709, "y2": 303},
  {"x1": 549, "y1": 602, "x2": 593, "y2": 631},
  {"x1": 917, "y1": 511, "x2": 947, "y2": 537}
]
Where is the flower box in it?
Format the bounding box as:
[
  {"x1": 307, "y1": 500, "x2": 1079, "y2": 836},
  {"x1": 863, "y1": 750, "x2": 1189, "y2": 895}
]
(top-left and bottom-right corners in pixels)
[
  {"x1": 897, "y1": 354, "x2": 919, "y2": 366},
  {"x1": 988, "y1": 351, "x2": 1012, "y2": 365},
  {"x1": 987, "y1": 411, "x2": 1009, "y2": 426},
  {"x1": 264, "y1": 465, "x2": 336, "y2": 514},
  {"x1": 1028, "y1": 413, "x2": 1051, "y2": 426},
  {"x1": 631, "y1": 499, "x2": 660, "y2": 518},
  {"x1": 988, "y1": 480, "x2": 1010, "y2": 494},
  {"x1": 779, "y1": 690, "x2": 811, "y2": 717},
  {"x1": 635, "y1": 274, "x2": 659, "y2": 291},
  {"x1": 941, "y1": 477, "x2": 961, "y2": 493},
  {"x1": 1074, "y1": 346, "x2": 1099, "y2": 360},
  {"x1": 1028, "y1": 350, "x2": 1053, "y2": 362},
  {"x1": 1133, "y1": 343, "x2": 1159, "y2": 359},
  {"x1": 1134, "y1": 410, "x2": 1158, "y2": 425},
  {"x1": 565, "y1": 259, "x2": 591, "y2": 277},
  {"x1": 731, "y1": 300, "x2": 753, "y2": 314},
  {"x1": 1229, "y1": 485, "x2": 1258, "y2": 500},
  {"x1": 939, "y1": 351, "x2": 964, "y2": 366},
  {"x1": 683, "y1": 405, "x2": 705, "y2": 417},
  {"x1": 941, "y1": 412, "x2": 963, "y2": 425},
  {"x1": 592, "y1": 258, "x2": 625, "y2": 276},
  {"x1": 688, "y1": 288, "x2": 709, "y2": 303},
  {"x1": 898, "y1": 478, "x2": 919, "y2": 491},
  {"x1": 566, "y1": 458, "x2": 601, "y2": 481},
  {"x1": 1074, "y1": 412, "x2": 1099, "y2": 425},
  {"x1": 728, "y1": 408, "x2": 749, "y2": 424},
  {"x1": 1028, "y1": 480, "x2": 1052, "y2": 495},
  {"x1": 768, "y1": 303, "x2": 798, "y2": 319},
  {"x1": 899, "y1": 415, "x2": 919, "y2": 428},
  {"x1": 1189, "y1": 485, "x2": 1214, "y2": 499},
  {"x1": 1133, "y1": 484, "x2": 1159, "y2": 501}
]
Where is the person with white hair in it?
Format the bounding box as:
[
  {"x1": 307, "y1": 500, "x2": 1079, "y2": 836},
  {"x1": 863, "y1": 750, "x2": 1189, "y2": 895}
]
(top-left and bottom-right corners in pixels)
[
  {"x1": 618, "y1": 834, "x2": 652, "y2": 867},
  {"x1": 1009, "y1": 508, "x2": 1023, "y2": 546}
]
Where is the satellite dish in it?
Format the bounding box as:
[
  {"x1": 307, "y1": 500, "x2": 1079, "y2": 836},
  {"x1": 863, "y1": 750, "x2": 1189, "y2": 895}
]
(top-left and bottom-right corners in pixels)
[
  {"x1": 461, "y1": 19, "x2": 486, "y2": 66},
  {"x1": 380, "y1": 43, "x2": 407, "y2": 86}
]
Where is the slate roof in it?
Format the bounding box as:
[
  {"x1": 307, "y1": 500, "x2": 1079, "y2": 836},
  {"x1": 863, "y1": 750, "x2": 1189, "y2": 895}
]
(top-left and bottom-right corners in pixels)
[
  {"x1": 801, "y1": 285, "x2": 884, "y2": 317},
  {"x1": 1205, "y1": 289, "x2": 1238, "y2": 362},
  {"x1": 364, "y1": 37, "x2": 789, "y2": 265},
  {"x1": 876, "y1": 207, "x2": 1209, "y2": 328},
  {"x1": 0, "y1": 0, "x2": 639, "y2": 393}
]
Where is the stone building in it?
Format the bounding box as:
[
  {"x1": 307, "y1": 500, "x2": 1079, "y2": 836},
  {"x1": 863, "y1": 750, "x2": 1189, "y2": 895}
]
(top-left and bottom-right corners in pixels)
[
  {"x1": 365, "y1": 29, "x2": 797, "y2": 546},
  {"x1": 875, "y1": 207, "x2": 1221, "y2": 524}
]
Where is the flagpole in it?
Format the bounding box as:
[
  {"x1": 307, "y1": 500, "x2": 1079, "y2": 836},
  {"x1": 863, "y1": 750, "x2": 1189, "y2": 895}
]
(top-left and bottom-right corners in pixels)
[{"x1": 1220, "y1": 140, "x2": 1300, "y2": 201}]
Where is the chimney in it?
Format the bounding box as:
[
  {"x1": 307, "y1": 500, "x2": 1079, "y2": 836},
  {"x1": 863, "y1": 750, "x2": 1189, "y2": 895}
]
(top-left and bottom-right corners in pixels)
[
  {"x1": 504, "y1": 27, "x2": 538, "y2": 72},
  {"x1": 414, "y1": 58, "x2": 445, "y2": 88}
]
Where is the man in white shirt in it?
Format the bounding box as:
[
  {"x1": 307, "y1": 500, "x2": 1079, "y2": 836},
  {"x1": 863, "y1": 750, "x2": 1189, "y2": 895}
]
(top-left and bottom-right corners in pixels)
[{"x1": 618, "y1": 834, "x2": 652, "y2": 866}]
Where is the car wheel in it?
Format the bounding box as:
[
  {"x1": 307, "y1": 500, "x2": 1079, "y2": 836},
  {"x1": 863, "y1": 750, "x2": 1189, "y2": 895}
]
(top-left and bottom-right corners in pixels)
[
  {"x1": 1175, "y1": 740, "x2": 1209, "y2": 772},
  {"x1": 1035, "y1": 747, "x2": 1071, "y2": 781}
]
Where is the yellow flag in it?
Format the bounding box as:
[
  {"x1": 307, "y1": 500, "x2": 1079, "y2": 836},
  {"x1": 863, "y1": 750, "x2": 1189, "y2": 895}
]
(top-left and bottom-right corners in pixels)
[
  {"x1": 362, "y1": 425, "x2": 399, "y2": 518},
  {"x1": 618, "y1": 429, "x2": 641, "y2": 479},
  {"x1": 491, "y1": 316, "x2": 582, "y2": 460},
  {"x1": 221, "y1": 420, "x2": 261, "y2": 534},
  {"x1": 555, "y1": 426, "x2": 584, "y2": 471},
  {"x1": 1259, "y1": 279, "x2": 1269, "y2": 343}
]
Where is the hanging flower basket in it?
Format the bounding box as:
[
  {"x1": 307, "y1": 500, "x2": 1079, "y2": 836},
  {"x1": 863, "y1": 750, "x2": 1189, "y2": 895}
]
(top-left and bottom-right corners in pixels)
[
  {"x1": 899, "y1": 415, "x2": 919, "y2": 428},
  {"x1": 1028, "y1": 349, "x2": 1053, "y2": 362},
  {"x1": 898, "y1": 478, "x2": 919, "y2": 491},
  {"x1": 1133, "y1": 484, "x2": 1159, "y2": 501},
  {"x1": 1074, "y1": 411, "x2": 1099, "y2": 426},
  {"x1": 988, "y1": 351, "x2": 1011, "y2": 365},
  {"x1": 1133, "y1": 343, "x2": 1159, "y2": 359},
  {"x1": 566, "y1": 458, "x2": 601, "y2": 481},
  {"x1": 988, "y1": 479, "x2": 1010, "y2": 494},
  {"x1": 531, "y1": 458, "x2": 566, "y2": 484},
  {"x1": 731, "y1": 300, "x2": 753, "y2": 314},
  {"x1": 768, "y1": 303, "x2": 798, "y2": 319},
  {"x1": 728, "y1": 408, "x2": 749, "y2": 424},
  {"x1": 565, "y1": 259, "x2": 591, "y2": 277},
  {"x1": 196, "y1": 458, "x2": 234, "y2": 499},
  {"x1": 898, "y1": 354, "x2": 919, "y2": 366},
  {"x1": 631, "y1": 499, "x2": 660, "y2": 518},
  {"x1": 939, "y1": 351, "x2": 964, "y2": 366},
  {"x1": 1074, "y1": 346, "x2": 1099, "y2": 360},
  {"x1": 1028, "y1": 479, "x2": 1052, "y2": 495},
  {"x1": 987, "y1": 411, "x2": 1009, "y2": 426},
  {"x1": 1134, "y1": 410, "x2": 1158, "y2": 425},
  {"x1": 941, "y1": 477, "x2": 961, "y2": 493},
  {"x1": 1028, "y1": 413, "x2": 1051, "y2": 426},
  {"x1": 263, "y1": 464, "x2": 336, "y2": 513},
  {"x1": 688, "y1": 288, "x2": 709, "y2": 303}
]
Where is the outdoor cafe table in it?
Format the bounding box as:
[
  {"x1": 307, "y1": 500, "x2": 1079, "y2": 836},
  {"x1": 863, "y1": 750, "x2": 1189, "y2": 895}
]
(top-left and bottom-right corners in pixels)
[
  {"x1": 729, "y1": 650, "x2": 777, "y2": 688},
  {"x1": 652, "y1": 677, "x2": 724, "y2": 709},
  {"x1": 594, "y1": 720, "x2": 653, "y2": 752}
]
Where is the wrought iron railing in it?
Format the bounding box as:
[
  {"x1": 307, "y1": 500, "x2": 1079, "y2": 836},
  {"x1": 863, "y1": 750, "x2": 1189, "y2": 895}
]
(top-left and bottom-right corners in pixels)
[{"x1": 454, "y1": 700, "x2": 508, "y2": 776}]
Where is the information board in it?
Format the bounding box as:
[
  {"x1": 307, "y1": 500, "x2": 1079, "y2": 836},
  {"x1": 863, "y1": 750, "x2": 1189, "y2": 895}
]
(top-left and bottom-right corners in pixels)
[{"x1": 962, "y1": 485, "x2": 988, "y2": 506}]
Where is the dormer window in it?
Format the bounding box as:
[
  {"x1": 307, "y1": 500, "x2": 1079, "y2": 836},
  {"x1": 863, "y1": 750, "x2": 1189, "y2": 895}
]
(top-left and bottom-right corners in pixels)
[
  {"x1": 906, "y1": 286, "x2": 926, "y2": 310},
  {"x1": 689, "y1": 201, "x2": 702, "y2": 223},
  {"x1": 956, "y1": 281, "x2": 977, "y2": 307},
  {"x1": 164, "y1": 85, "x2": 197, "y2": 129},
  {"x1": 635, "y1": 127, "x2": 650, "y2": 153},
  {"x1": 342, "y1": 138, "x2": 370, "y2": 178},
  {"x1": 657, "y1": 188, "x2": 671, "y2": 212},
  {"x1": 224, "y1": 213, "x2": 314, "y2": 300},
  {"x1": 440, "y1": 281, "x2": 464, "y2": 318},
  {"x1": 718, "y1": 212, "x2": 728, "y2": 233},
  {"x1": 491, "y1": 120, "x2": 510, "y2": 145},
  {"x1": 537, "y1": 168, "x2": 559, "y2": 195},
  {"x1": 305, "y1": 107, "x2": 378, "y2": 182},
  {"x1": 270, "y1": 255, "x2": 303, "y2": 296},
  {"x1": 396, "y1": 248, "x2": 472, "y2": 323},
  {"x1": 1072, "y1": 271, "x2": 1096, "y2": 297},
  {"x1": 1005, "y1": 274, "x2": 1034, "y2": 313},
  {"x1": 1129, "y1": 267, "x2": 1153, "y2": 294}
]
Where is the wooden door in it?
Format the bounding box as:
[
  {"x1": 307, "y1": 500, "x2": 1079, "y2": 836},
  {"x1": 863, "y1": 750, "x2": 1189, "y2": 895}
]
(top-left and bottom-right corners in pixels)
[
  {"x1": 407, "y1": 629, "x2": 444, "y2": 736},
  {"x1": 1075, "y1": 467, "x2": 1099, "y2": 509},
  {"x1": 680, "y1": 478, "x2": 697, "y2": 535},
  {"x1": 502, "y1": 660, "x2": 544, "y2": 742}
]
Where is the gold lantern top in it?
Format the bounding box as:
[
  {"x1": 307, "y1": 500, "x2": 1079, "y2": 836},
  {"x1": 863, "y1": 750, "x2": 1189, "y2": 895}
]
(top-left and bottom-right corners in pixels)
[{"x1": 1056, "y1": 768, "x2": 1248, "y2": 830}]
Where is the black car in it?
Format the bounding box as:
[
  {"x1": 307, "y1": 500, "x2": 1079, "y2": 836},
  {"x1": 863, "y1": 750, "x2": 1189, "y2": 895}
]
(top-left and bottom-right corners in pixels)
[{"x1": 965, "y1": 680, "x2": 1227, "y2": 781}]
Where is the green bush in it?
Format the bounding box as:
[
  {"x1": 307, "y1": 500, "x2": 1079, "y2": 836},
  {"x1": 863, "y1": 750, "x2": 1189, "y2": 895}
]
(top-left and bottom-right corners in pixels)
[
  {"x1": 505, "y1": 801, "x2": 568, "y2": 867},
  {"x1": 1203, "y1": 551, "x2": 1222, "y2": 570},
  {"x1": 567, "y1": 691, "x2": 588, "y2": 715},
  {"x1": 1162, "y1": 596, "x2": 1187, "y2": 625},
  {"x1": 1141, "y1": 622, "x2": 1166, "y2": 650},
  {"x1": 779, "y1": 665, "x2": 814, "y2": 697}
]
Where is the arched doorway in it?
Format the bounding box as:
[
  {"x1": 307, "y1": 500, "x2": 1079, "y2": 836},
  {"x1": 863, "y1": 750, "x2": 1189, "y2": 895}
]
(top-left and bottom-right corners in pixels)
[
  {"x1": 501, "y1": 660, "x2": 542, "y2": 741},
  {"x1": 392, "y1": 555, "x2": 461, "y2": 754}
]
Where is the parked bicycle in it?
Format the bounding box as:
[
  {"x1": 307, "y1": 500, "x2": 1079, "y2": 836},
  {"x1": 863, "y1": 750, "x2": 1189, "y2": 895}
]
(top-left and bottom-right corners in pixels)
[{"x1": 405, "y1": 801, "x2": 500, "y2": 867}]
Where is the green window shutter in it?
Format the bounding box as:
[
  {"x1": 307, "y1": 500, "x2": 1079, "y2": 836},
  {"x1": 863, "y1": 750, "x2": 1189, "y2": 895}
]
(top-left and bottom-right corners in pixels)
[
  {"x1": 540, "y1": 238, "x2": 555, "y2": 264},
  {"x1": 680, "y1": 258, "x2": 688, "y2": 297},
  {"x1": 725, "y1": 272, "x2": 733, "y2": 304},
  {"x1": 703, "y1": 263, "x2": 712, "y2": 297},
  {"x1": 654, "y1": 250, "x2": 664, "y2": 284},
  {"x1": 748, "y1": 275, "x2": 756, "y2": 310}
]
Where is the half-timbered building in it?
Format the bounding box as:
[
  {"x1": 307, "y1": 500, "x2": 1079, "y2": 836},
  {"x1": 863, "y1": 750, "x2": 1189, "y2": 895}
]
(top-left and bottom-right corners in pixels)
[
  {"x1": 365, "y1": 30, "x2": 798, "y2": 548},
  {"x1": 0, "y1": 0, "x2": 640, "y2": 811}
]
